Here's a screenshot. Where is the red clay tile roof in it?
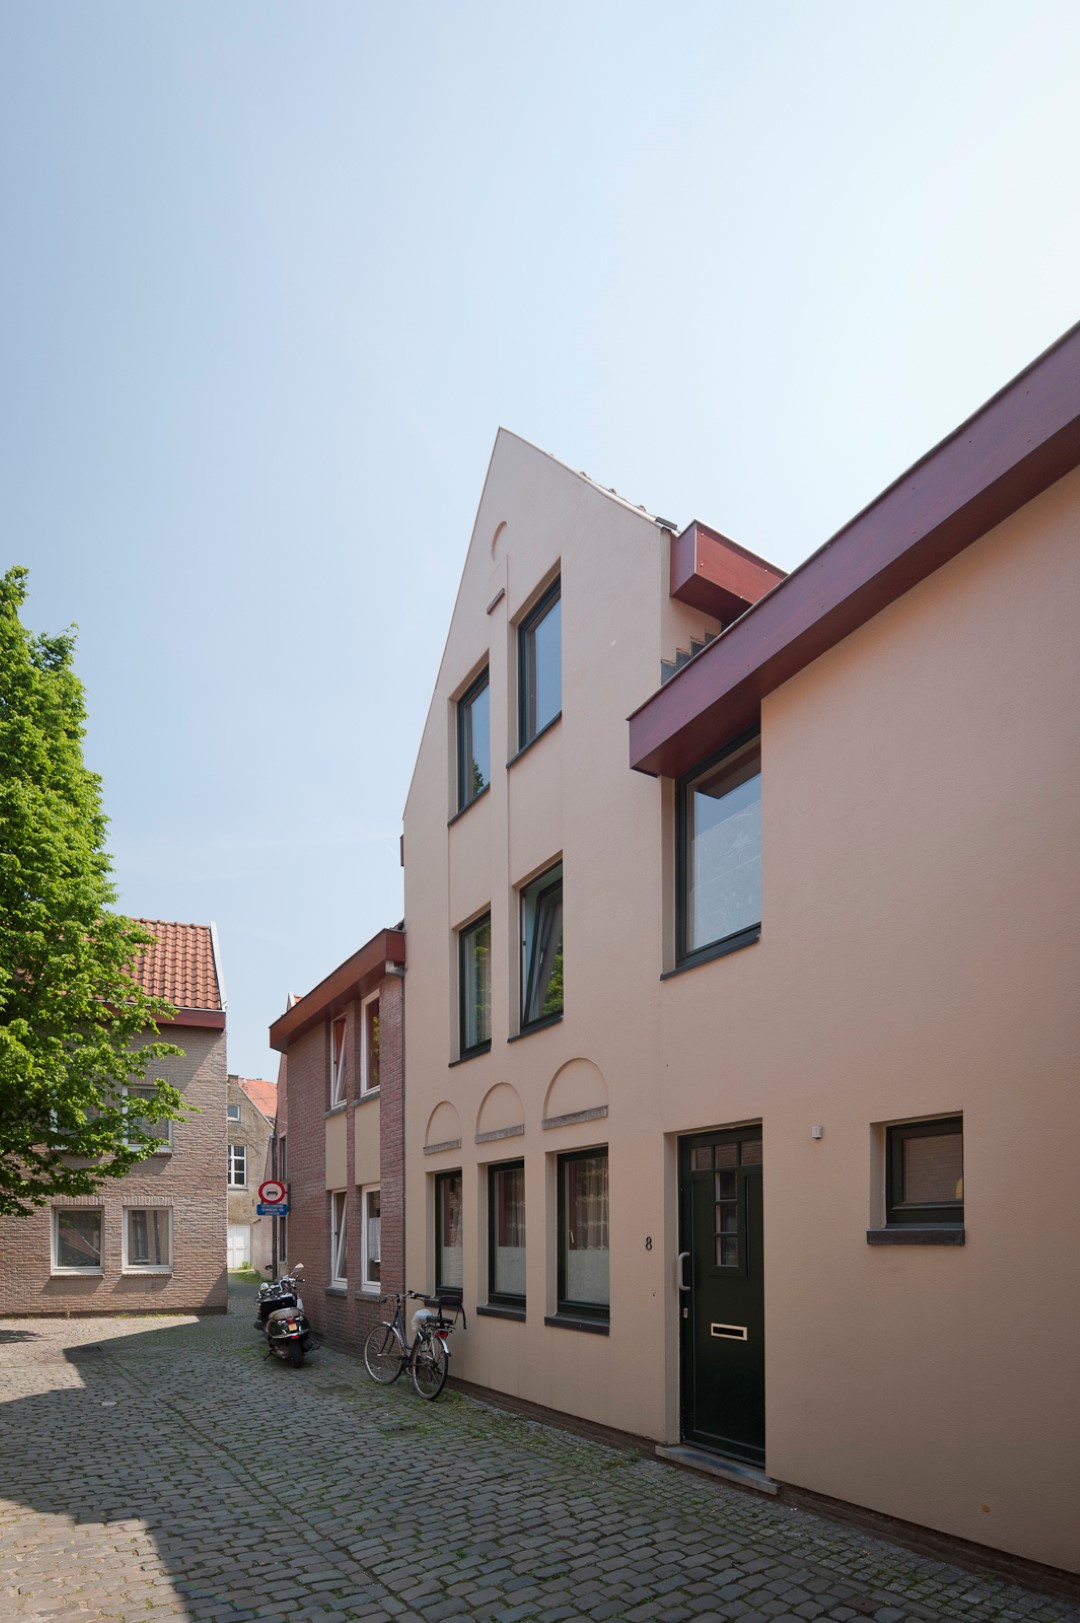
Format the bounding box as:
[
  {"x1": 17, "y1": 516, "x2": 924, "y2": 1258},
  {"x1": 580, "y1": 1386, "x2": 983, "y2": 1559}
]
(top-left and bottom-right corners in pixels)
[
  {"x1": 130, "y1": 920, "x2": 224, "y2": 1011},
  {"x1": 238, "y1": 1077, "x2": 277, "y2": 1120}
]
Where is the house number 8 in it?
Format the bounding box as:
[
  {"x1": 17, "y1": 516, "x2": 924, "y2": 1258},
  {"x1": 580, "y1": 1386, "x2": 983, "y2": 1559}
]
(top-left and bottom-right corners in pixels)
[{"x1": 644, "y1": 1236, "x2": 653, "y2": 1250}]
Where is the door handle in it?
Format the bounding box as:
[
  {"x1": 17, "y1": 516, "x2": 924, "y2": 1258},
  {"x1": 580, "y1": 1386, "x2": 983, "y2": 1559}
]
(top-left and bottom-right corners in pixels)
[{"x1": 677, "y1": 1251, "x2": 690, "y2": 1292}]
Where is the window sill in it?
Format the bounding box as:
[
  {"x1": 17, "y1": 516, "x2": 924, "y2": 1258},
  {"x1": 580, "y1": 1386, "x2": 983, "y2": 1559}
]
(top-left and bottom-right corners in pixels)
[
  {"x1": 51, "y1": 1269, "x2": 103, "y2": 1278},
  {"x1": 448, "y1": 783, "x2": 491, "y2": 827},
  {"x1": 544, "y1": 1313, "x2": 609, "y2": 1336},
  {"x1": 325, "y1": 1103, "x2": 347, "y2": 1118},
  {"x1": 122, "y1": 1267, "x2": 172, "y2": 1276},
  {"x1": 357, "y1": 1088, "x2": 380, "y2": 1103},
  {"x1": 354, "y1": 1289, "x2": 381, "y2": 1301},
  {"x1": 506, "y1": 711, "x2": 562, "y2": 769},
  {"x1": 866, "y1": 1227, "x2": 965, "y2": 1246},
  {"x1": 662, "y1": 927, "x2": 761, "y2": 980},
  {"x1": 477, "y1": 1303, "x2": 526, "y2": 1322},
  {"x1": 326, "y1": 1284, "x2": 348, "y2": 1296},
  {"x1": 449, "y1": 1044, "x2": 491, "y2": 1067},
  {"x1": 509, "y1": 1012, "x2": 563, "y2": 1043}
]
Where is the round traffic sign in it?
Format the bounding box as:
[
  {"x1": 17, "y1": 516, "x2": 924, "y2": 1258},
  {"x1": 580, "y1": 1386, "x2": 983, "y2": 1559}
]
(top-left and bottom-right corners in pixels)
[{"x1": 259, "y1": 1179, "x2": 286, "y2": 1205}]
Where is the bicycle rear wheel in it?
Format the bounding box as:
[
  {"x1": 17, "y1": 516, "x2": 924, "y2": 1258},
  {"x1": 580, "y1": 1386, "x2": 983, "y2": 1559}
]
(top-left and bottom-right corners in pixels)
[
  {"x1": 412, "y1": 1334, "x2": 448, "y2": 1399},
  {"x1": 364, "y1": 1323, "x2": 406, "y2": 1384}
]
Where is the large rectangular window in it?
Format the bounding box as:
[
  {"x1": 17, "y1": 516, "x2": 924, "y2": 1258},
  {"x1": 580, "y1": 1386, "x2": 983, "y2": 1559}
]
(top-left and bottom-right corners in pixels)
[
  {"x1": 521, "y1": 863, "x2": 563, "y2": 1028},
  {"x1": 558, "y1": 1149, "x2": 609, "y2": 1320},
  {"x1": 518, "y1": 580, "x2": 561, "y2": 747},
  {"x1": 52, "y1": 1208, "x2": 103, "y2": 1272},
  {"x1": 435, "y1": 1171, "x2": 463, "y2": 1295},
  {"x1": 887, "y1": 1117, "x2": 964, "y2": 1226},
  {"x1": 330, "y1": 1190, "x2": 347, "y2": 1285},
  {"x1": 459, "y1": 912, "x2": 492, "y2": 1055},
  {"x1": 457, "y1": 667, "x2": 490, "y2": 810},
  {"x1": 678, "y1": 732, "x2": 761, "y2": 963},
  {"x1": 361, "y1": 1187, "x2": 381, "y2": 1291},
  {"x1": 124, "y1": 1086, "x2": 172, "y2": 1151},
  {"x1": 488, "y1": 1161, "x2": 526, "y2": 1308},
  {"x1": 227, "y1": 1144, "x2": 247, "y2": 1187},
  {"x1": 125, "y1": 1208, "x2": 172, "y2": 1270},
  {"x1": 329, "y1": 1016, "x2": 347, "y2": 1107}
]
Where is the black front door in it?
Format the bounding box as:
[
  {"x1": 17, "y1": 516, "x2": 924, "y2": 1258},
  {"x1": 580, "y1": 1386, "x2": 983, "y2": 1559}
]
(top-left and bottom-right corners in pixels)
[{"x1": 679, "y1": 1127, "x2": 765, "y2": 1466}]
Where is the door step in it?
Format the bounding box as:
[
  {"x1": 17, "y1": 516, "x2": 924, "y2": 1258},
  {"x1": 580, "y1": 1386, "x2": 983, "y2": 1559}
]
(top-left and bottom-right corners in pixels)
[{"x1": 655, "y1": 1444, "x2": 779, "y2": 1495}]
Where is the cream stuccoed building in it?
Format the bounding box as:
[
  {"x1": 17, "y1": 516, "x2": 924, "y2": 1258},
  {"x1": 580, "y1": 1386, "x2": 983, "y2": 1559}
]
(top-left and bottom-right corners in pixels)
[{"x1": 403, "y1": 322, "x2": 1080, "y2": 1582}]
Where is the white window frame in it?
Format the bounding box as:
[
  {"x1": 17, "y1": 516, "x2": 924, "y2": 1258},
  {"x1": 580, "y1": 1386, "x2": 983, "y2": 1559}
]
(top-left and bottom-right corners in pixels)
[
  {"x1": 123, "y1": 1207, "x2": 173, "y2": 1272},
  {"x1": 360, "y1": 991, "x2": 381, "y2": 1096},
  {"x1": 330, "y1": 1190, "x2": 348, "y2": 1286},
  {"x1": 329, "y1": 1015, "x2": 348, "y2": 1107},
  {"x1": 124, "y1": 1084, "x2": 173, "y2": 1152},
  {"x1": 361, "y1": 1185, "x2": 381, "y2": 1293},
  {"x1": 52, "y1": 1208, "x2": 103, "y2": 1274},
  {"x1": 227, "y1": 1143, "x2": 247, "y2": 1187},
  {"x1": 227, "y1": 1102, "x2": 241, "y2": 1121}
]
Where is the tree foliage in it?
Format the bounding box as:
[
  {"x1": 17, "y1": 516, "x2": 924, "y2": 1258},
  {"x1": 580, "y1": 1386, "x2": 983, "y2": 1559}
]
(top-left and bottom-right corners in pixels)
[{"x1": 0, "y1": 567, "x2": 186, "y2": 1216}]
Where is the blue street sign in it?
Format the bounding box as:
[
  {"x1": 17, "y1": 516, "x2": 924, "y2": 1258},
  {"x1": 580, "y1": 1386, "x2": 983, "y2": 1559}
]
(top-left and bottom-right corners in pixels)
[{"x1": 257, "y1": 1203, "x2": 289, "y2": 1216}]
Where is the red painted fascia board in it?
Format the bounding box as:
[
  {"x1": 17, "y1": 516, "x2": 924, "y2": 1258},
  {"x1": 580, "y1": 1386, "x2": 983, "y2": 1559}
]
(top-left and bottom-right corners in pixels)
[
  {"x1": 629, "y1": 321, "x2": 1080, "y2": 779},
  {"x1": 268, "y1": 928, "x2": 406, "y2": 1052},
  {"x1": 670, "y1": 521, "x2": 786, "y2": 622},
  {"x1": 154, "y1": 1008, "x2": 227, "y2": 1031}
]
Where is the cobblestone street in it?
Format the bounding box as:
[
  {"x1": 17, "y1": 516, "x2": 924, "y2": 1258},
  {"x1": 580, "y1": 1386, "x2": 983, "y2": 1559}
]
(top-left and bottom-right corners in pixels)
[{"x1": 0, "y1": 1281, "x2": 1075, "y2": 1623}]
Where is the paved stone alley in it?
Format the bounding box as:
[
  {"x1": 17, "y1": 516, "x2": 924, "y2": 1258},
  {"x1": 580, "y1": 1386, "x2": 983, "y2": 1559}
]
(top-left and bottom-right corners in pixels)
[{"x1": 1, "y1": 1281, "x2": 1076, "y2": 1623}]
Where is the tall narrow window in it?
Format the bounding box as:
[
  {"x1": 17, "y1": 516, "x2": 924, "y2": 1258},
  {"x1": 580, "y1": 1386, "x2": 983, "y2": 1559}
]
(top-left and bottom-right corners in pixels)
[
  {"x1": 330, "y1": 1191, "x2": 347, "y2": 1285},
  {"x1": 518, "y1": 580, "x2": 561, "y2": 747},
  {"x1": 459, "y1": 912, "x2": 492, "y2": 1055},
  {"x1": 488, "y1": 1162, "x2": 526, "y2": 1308},
  {"x1": 558, "y1": 1148, "x2": 609, "y2": 1319},
  {"x1": 678, "y1": 733, "x2": 761, "y2": 962},
  {"x1": 457, "y1": 668, "x2": 491, "y2": 810},
  {"x1": 361, "y1": 993, "x2": 380, "y2": 1094},
  {"x1": 329, "y1": 1016, "x2": 347, "y2": 1106},
  {"x1": 227, "y1": 1143, "x2": 247, "y2": 1187},
  {"x1": 125, "y1": 1208, "x2": 172, "y2": 1270},
  {"x1": 435, "y1": 1171, "x2": 463, "y2": 1295},
  {"x1": 361, "y1": 1187, "x2": 381, "y2": 1291},
  {"x1": 521, "y1": 863, "x2": 563, "y2": 1028}
]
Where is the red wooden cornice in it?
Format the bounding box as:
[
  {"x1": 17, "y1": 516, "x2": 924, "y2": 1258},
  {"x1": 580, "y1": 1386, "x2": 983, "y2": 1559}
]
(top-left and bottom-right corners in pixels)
[{"x1": 268, "y1": 928, "x2": 406, "y2": 1053}]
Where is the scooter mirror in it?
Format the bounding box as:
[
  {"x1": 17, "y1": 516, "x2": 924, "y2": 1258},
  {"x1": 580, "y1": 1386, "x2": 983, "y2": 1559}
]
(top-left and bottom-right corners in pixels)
[{"x1": 293, "y1": 1263, "x2": 304, "y2": 1273}]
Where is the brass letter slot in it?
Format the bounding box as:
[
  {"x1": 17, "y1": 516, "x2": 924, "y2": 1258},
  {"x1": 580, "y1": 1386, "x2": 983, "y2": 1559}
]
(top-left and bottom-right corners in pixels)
[{"x1": 711, "y1": 1323, "x2": 748, "y2": 1340}]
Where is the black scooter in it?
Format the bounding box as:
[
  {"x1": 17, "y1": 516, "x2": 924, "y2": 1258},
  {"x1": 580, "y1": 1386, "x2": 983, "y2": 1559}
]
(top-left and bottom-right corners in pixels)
[{"x1": 255, "y1": 1263, "x2": 314, "y2": 1367}]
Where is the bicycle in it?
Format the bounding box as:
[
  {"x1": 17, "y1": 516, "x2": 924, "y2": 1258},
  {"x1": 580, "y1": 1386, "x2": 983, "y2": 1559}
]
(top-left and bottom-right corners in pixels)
[{"x1": 363, "y1": 1289, "x2": 466, "y2": 1399}]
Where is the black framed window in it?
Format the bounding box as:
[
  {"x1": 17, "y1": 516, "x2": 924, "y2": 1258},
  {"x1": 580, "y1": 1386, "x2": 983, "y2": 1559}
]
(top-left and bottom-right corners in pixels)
[
  {"x1": 677, "y1": 731, "x2": 761, "y2": 963},
  {"x1": 518, "y1": 580, "x2": 561, "y2": 747},
  {"x1": 557, "y1": 1148, "x2": 609, "y2": 1320},
  {"x1": 435, "y1": 1171, "x2": 463, "y2": 1295},
  {"x1": 886, "y1": 1117, "x2": 963, "y2": 1226},
  {"x1": 457, "y1": 668, "x2": 490, "y2": 811},
  {"x1": 521, "y1": 863, "x2": 563, "y2": 1028},
  {"x1": 459, "y1": 912, "x2": 492, "y2": 1055},
  {"x1": 488, "y1": 1161, "x2": 525, "y2": 1307}
]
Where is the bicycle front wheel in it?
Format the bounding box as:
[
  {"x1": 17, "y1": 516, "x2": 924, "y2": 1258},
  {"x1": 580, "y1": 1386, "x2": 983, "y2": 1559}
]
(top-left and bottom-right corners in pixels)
[
  {"x1": 364, "y1": 1323, "x2": 406, "y2": 1384},
  {"x1": 412, "y1": 1334, "x2": 448, "y2": 1400}
]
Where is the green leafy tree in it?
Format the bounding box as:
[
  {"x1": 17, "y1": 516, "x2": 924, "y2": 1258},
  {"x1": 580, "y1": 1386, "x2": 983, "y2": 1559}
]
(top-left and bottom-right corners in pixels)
[{"x1": 0, "y1": 567, "x2": 185, "y2": 1216}]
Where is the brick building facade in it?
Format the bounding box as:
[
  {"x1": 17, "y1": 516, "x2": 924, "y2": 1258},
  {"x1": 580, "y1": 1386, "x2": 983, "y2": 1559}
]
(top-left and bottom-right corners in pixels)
[
  {"x1": 0, "y1": 920, "x2": 228, "y2": 1315},
  {"x1": 268, "y1": 928, "x2": 404, "y2": 1350}
]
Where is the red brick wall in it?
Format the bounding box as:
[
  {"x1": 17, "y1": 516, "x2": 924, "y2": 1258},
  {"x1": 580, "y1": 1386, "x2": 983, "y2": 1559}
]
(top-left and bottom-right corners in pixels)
[{"x1": 0, "y1": 1025, "x2": 228, "y2": 1315}]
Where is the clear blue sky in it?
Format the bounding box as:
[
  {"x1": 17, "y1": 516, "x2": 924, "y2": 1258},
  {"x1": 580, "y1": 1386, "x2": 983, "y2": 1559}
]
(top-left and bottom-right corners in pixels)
[{"x1": 2, "y1": 2, "x2": 1077, "y2": 1079}]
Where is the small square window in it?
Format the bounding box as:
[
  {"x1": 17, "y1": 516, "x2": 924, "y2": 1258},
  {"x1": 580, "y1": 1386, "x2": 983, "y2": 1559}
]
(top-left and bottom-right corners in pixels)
[
  {"x1": 435, "y1": 1171, "x2": 463, "y2": 1296},
  {"x1": 518, "y1": 580, "x2": 561, "y2": 748},
  {"x1": 521, "y1": 863, "x2": 563, "y2": 1028},
  {"x1": 330, "y1": 1190, "x2": 348, "y2": 1285},
  {"x1": 329, "y1": 1016, "x2": 347, "y2": 1107},
  {"x1": 459, "y1": 912, "x2": 492, "y2": 1056},
  {"x1": 557, "y1": 1148, "x2": 609, "y2": 1320},
  {"x1": 677, "y1": 732, "x2": 761, "y2": 963},
  {"x1": 488, "y1": 1161, "x2": 525, "y2": 1308},
  {"x1": 227, "y1": 1102, "x2": 241, "y2": 1121},
  {"x1": 457, "y1": 668, "x2": 490, "y2": 811},
  {"x1": 361, "y1": 1187, "x2": 381, "y2": 1291},
  {"x1": 361, "y1": 993, "x2": 380, "y2": 1094},
  {"x1": 125, "y1": 1208, "x2": 172, "y2": 1270},
  {"x1": 53, "y1": 1208, "x2": 103, "y2": 1272},
  {"x1": 227, "y1": 1143, "x2": 247, "y2": 1188},
  {"x1": 887, "y1": 1117, "x2": 963, "y2": 1226}
]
